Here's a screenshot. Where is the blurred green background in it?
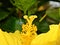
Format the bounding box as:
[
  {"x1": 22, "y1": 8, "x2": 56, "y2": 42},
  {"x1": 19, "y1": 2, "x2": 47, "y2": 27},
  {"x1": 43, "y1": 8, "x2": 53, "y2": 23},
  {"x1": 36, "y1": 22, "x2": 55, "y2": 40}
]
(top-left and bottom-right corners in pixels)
[{"x1": 0, "y1": 0, "x2": 60, "y2": 34}]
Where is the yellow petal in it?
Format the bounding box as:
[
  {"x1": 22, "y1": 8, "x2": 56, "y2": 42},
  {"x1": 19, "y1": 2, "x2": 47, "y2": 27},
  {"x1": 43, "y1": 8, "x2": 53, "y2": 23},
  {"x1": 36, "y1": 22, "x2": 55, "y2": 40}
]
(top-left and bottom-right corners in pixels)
[
  {"x1": 3, "y1": 32, "x2": 15, "y2": 45},
  {"x1": 31, "y1": 23, "x2": 60, "y2": 45},
  {"x1": 0, "y1": 29, "x2": 8, "y2": 45}
]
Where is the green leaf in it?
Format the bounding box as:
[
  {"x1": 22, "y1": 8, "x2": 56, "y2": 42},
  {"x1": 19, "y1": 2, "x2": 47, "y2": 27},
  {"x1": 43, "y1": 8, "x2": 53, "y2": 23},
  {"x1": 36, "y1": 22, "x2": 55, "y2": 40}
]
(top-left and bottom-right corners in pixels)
[
  {"x1": 28, "y1": 2, "x2": 37, "y2": 15},
  {"x1": 10, "y1": 0, "x2": 37, "y2": 14},
  {"x1": 34, "y1": 18, "x2": 49, "y2": 34},
  {"x1": 0, "y1": 16, "x2": 25, "y2": 32},
  {"x1": 38, "y1": 21, "x2": 49, "y2": 33},
  {"x1": 0, "y1": 10, "x2": 9, "y2": 21},
  {"x1": 46, "y1": 8, "x2": 60, "y2": 21}
]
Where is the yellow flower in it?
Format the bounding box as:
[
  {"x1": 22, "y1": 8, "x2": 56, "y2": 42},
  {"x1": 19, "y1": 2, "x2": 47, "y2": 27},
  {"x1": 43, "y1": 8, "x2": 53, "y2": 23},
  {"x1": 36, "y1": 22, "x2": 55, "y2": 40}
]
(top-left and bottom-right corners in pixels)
[
  {"x1": 31, "y1": 23, "x2": 60, "y2": 45},
  {"x1": 1, "y1": 15, "x2": 60, "y2": 45}
]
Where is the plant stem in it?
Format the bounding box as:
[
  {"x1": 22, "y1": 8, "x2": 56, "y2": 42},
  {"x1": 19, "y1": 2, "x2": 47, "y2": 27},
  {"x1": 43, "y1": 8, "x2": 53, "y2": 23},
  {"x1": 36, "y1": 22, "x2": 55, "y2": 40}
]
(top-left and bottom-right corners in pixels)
[{"x1": 39, "y1": 14, "x2": 47, "y2": 22}]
